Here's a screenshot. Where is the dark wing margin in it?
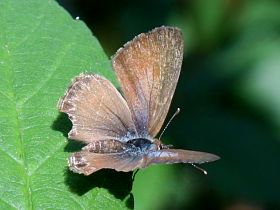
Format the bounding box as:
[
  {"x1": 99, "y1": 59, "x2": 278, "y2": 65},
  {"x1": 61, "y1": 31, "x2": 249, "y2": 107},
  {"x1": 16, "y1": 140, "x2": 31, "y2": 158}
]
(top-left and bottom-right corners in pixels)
[
  {"x1": 112, "y1": 26, "x2": 184, "y2": 138},
  {"x1": 144, "y1": 149, "x2": 220, "y2": 166},
  {"x1": 58, "y1": 73, "x2": 137, "y2": 143}
]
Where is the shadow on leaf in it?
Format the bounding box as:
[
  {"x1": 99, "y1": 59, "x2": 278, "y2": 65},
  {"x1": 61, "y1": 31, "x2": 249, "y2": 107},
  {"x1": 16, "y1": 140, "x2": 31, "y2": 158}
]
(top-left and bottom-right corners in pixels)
[
  {"x1": 52, "y1": 113, "x2": 134, "y2": 208},
  {"x1": 65, "y1": 169, "x2": 134, "y2": 209},
  {"x1": 52, "y1": 113, "x2": 72, "y2": 138},
  {"x1": 52, "y1": 113, "x2": 86, "y2": 152}
]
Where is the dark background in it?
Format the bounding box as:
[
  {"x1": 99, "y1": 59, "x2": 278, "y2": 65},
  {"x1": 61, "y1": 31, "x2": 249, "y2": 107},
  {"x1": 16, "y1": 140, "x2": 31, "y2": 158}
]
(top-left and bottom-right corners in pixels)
[{"x1": 58, "y1": 1, "x2": 280, "y2": 209}]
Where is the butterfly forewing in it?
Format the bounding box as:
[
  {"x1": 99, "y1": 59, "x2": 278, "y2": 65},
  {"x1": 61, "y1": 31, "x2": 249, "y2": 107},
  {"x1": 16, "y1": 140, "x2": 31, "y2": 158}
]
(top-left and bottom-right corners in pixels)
[
  {"x1": 58, "y1": 74, "x2": 137, "y2": 143},
  {"x1": 112, "y1": 27, "x2": 184, "y2": 138}
]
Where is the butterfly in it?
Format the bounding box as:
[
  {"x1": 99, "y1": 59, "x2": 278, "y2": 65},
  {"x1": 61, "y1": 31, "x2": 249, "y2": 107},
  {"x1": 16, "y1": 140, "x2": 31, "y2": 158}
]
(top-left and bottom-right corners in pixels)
[{"x1": 58, "y1": 26, "x2": 219, "y2": 175}]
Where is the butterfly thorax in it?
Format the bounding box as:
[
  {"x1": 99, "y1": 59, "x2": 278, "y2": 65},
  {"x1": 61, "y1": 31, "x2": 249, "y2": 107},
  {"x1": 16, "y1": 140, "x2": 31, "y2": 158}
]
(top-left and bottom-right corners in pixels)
[{"x1": 127, "y1": 138, "x2": 158, "y2": 151}]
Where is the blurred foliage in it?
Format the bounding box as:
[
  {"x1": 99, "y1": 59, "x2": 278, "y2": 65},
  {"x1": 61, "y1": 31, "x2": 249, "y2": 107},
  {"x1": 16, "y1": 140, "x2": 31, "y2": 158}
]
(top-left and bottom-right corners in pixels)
[{"x1": 58, "y1": 0, "x2": 280, "y2": 209}]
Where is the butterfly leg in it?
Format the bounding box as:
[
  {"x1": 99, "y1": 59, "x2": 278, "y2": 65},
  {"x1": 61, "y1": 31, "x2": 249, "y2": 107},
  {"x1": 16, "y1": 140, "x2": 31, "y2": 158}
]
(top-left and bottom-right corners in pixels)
[
  {"x1": 161, "y1": 144, "x2": 173, "y2": 149},
  {"x1": 153, "y1": 139, "x2": 173, "y2": 149}
]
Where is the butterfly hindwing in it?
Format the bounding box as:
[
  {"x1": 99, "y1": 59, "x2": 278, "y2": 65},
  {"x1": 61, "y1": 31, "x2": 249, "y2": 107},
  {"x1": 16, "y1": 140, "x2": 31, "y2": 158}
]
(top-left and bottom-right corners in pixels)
[
  {"x1": 69, "y1": 150, "x2": 143, "y2": 175},
  {"x1": 69, "y1": 147, "x2": 220, "y2": 175}
]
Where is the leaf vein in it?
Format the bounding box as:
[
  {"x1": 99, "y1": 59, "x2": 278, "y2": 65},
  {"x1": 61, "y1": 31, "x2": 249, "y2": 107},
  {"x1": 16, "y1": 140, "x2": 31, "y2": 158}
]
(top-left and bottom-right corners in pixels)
[
  {"x1": 14, "y1": 14, "x2": 45, "y2": 49},
  {"x1": 33, "y1": 187, "x2": 86, "y2": 210},
  {"x1": 0, "y1": 197, "x2": 18, "y2": 209},
  {"x1": 0, "y1": 147, "x2": 21, "y2": 164},
  {"x1": 29, "y1": 140, "x2": 65, "y2": 176},
  {"x1": 0, "y1": 90, "x2": 13, "y2": 102},
  {"x1": 2, "y1": 35, "x2": 34, "y2": 209},
  {"x1": 19, "y1": 39, "x2": 75, "y2": 106}
]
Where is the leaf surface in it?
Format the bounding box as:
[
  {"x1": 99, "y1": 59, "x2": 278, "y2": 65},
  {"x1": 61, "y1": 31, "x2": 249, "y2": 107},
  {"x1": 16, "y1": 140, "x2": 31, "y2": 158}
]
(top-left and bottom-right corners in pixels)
[{"x1": 0, "y1": 0, "x2": 132, "y2": 209}]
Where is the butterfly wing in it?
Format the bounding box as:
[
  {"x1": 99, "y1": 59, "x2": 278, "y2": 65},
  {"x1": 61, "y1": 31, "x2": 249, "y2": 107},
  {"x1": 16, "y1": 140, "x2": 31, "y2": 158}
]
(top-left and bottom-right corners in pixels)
[
  {"x1": 68, "y1": 151, "x2": 143, "y2": 175},
  {"x1": 69, "y1": 148, "x2": 219, "y2": 175},
  {"x1": 112, "y1": 26, "x2": 184, "y2": 138},
  {"x1": 58, "y1": 73, "x2": 137, "y2": 143},
  {"x1": 144, "y1": 149, "x2": 220, "y2": 167}
]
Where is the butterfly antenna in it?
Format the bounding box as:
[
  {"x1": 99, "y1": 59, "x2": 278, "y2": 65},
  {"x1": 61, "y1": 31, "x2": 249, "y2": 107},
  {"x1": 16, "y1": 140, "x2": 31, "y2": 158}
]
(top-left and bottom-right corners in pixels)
[
  {"x1": 159, "y1": 108, "x2": 180, "y2": 141},
  {"x1": 191, "y1": 163, "x2": 208, "y2": 175}
]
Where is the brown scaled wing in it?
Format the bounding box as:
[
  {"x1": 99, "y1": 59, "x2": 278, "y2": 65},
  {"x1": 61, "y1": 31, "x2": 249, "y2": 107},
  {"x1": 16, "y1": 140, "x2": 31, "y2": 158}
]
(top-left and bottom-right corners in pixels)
[
  {"x1": 69, "y1": 149, "x2": 143, "y2": 175},
  {"x1": 60, "y1": 27, "x2": 219, "y2": 175},
  {"x1": 58, "y1": 74, "x2": 137, "y2": 143},
  {"x1": 112, "y1": 26, "x2": 184, "y2": 137},
  {"x1": 145, "y1": 149, "x2": 220, "y2": 166},
  {"x1": 69, "y1": 146, "x2": 220, "y2": 175}
]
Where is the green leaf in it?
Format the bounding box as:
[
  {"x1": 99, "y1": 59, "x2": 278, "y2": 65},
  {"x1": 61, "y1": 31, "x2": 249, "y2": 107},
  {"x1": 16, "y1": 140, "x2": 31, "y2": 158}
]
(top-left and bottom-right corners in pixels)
[{"x1": 0, "y1": 0, "x2": 132, "y2": 209}]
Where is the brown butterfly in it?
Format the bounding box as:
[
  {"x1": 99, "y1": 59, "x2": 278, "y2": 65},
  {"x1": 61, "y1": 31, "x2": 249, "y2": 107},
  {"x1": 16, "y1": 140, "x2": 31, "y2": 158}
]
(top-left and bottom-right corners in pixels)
[{"x1": 58, "y1": 26, "x2": 219, "y2": 175}]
